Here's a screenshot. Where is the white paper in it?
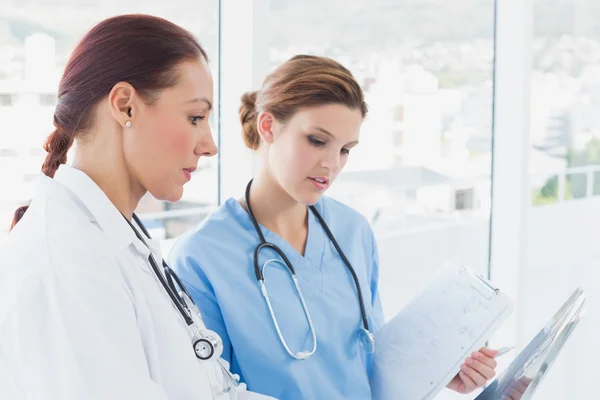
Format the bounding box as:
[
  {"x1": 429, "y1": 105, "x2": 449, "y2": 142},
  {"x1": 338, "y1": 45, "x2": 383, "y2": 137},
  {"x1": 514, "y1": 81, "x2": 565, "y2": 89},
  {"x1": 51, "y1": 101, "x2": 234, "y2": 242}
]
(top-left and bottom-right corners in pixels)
[{"x1": 370, "y1": 262, "x2": 513, "y2": 400}]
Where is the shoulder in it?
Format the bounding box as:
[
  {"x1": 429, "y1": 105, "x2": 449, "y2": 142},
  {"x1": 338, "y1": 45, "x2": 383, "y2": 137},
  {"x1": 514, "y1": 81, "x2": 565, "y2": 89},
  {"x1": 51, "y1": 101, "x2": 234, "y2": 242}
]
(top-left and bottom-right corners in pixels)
[
  {"x1": 317, "y1": 196, "x2": 367, "y2": 222},
  {"x1": 0, "y1": 189, "x2": 122, "y2": 317},
  {"x1": 317, "y1": 196, "x2": 375, "y2": 239},
  {"x1": 2, "y1": 184, "x2": 116, "y2": 282},
  {"x1": 46, "y1": 198, "x2": 115, "y2": 273},
  {"x1": 167, "y1": 198, "x2": 258, "y2": 296},
  {"x1": 169, "y1": 198, "x2": 249, "y2": 261}
]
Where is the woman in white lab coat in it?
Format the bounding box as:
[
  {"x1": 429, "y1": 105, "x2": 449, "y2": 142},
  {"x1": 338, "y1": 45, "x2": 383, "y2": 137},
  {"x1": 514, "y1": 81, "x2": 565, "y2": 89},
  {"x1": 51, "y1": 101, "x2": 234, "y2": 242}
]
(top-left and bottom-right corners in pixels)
[{"x1": 0, "y1": 14, "x2": 273, "y2": 400}]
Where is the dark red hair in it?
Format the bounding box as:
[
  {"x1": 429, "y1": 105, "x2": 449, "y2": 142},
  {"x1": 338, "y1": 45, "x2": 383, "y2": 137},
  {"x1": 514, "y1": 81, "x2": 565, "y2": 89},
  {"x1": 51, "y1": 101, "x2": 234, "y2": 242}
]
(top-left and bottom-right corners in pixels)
[{"x1": 10, "y1": 14, "x2": 207, "y2": 230}]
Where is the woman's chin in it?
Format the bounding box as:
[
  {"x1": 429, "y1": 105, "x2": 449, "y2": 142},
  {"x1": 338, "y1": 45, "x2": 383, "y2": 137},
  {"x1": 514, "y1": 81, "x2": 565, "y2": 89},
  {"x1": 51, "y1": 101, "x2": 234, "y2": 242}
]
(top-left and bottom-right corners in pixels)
[
  {"x1": 296, "y1": 191, "x2": 325, "y2": 207},
  {"x1": 152, "y1": 186, "x2": 184, "y2": 204}
]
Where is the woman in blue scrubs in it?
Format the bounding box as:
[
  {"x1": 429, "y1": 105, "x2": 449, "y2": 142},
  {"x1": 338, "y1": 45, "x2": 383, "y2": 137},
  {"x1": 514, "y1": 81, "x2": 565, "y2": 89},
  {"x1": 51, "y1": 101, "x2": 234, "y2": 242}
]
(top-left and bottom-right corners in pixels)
[{"x1": 169, "y1": 55, "x2": 499, "y2": 399}]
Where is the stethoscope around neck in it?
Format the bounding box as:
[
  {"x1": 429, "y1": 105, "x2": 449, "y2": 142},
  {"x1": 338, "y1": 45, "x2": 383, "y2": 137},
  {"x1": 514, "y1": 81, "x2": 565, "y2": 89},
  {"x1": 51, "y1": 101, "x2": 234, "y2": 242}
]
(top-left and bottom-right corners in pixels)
[
  {"x1": 123, "y1": 213, "x2": 240, "y2": 393},
  {"x1": 244, "y1": 179, "x2": 375, "y2": 360}
]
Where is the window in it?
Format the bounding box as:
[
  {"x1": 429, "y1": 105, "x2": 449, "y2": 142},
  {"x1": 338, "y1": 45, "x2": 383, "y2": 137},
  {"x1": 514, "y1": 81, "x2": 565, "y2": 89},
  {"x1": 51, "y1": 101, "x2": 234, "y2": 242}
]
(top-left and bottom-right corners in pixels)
[
  {"x1": 524, "y1": 0, "x2": 600, "y2": 398},
  {"x1": 260, "y1": 1, "x2": 495, "y2": 328},
  {"x1": 1, "y1": 3, "x2": 596, "y2": 398},
  {"x1": 0, "y1": 1, "x2": 219, "y2": 244}
]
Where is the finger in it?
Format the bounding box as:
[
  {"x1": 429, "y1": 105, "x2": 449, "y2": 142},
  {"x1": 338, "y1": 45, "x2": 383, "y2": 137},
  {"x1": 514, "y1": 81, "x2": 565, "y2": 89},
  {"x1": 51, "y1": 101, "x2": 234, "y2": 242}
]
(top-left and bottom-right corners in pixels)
[
  {"x1": 508, "y1": 388, "x2": 523, "y2": 400},
  {"x1": 506, "y1": 377, "x2": 529, "y2": 394},
  {"x1": 458, "y1": 370, "x2": 478, "y2": 392},
  {"x1": 479, "y1": 347, "x2": 500, "y2": 358},
  {"x1": 465, "y1": 356, "x2": 496, "y2": 380},
  {"x1": 472, "y1": 350, "x2": 498, "y2": 369},
  {"x1": 519, "y1": 377, "x2": 533, "y2": 386},
  {"x1": 503, "y1": 379, "x2": 528, "y2": 398},
  {"x1": 514, "y1": 379, "x2": 529, "y2": 394},
  {"x1": 460, "y1": 364, "x2": 488, "y2": 387}
]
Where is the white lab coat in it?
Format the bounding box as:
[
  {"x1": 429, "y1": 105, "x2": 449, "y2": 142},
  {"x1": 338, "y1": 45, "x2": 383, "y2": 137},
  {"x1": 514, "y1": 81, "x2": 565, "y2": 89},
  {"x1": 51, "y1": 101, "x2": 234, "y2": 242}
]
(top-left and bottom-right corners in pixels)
[{"x1": 0, "y1": 165, "x2": 275, "y2": 400}]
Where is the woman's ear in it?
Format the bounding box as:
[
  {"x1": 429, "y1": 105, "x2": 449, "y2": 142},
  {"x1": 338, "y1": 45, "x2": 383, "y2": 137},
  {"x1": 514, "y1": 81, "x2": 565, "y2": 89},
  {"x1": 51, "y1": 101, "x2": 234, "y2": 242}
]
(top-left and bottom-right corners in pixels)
[
  {"x1": 108, "y1": 82, "x2": 136, "y2": 129},
  {"x1": 257, "y1": 111, "x2": 276, "y2": 144}
]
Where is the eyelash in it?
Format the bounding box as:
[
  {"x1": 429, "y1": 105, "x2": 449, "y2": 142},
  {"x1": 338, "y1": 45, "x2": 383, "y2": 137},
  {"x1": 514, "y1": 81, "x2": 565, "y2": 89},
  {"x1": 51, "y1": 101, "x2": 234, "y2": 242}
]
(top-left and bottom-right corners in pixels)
[
  {"x1": 189, "y1": 116, "x2": 205, "y2": 126},
  {"x1": 308, "y1": 136, "x2": 351, "y2": 155},
  {"x1": 308, "y1": 136, "x2": 326, "y2": 147}
]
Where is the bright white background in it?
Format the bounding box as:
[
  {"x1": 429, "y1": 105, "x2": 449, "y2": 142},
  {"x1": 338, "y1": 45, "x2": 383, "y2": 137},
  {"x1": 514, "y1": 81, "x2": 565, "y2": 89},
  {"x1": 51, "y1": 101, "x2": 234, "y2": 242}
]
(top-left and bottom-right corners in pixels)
[{"x1": 1, "y1": 0, "x2": 598, "y2": 398}]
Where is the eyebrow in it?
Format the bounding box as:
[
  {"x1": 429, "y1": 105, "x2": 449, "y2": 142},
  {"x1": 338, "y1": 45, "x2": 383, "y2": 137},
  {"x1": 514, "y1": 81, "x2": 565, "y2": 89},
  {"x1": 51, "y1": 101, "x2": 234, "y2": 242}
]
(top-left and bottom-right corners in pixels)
[
  {"x1": 185, "y1": 96, "x2": 213, "y2": 111},
  {"x1": 314, "y1": 126, "x2": 359, "y2": 146}
]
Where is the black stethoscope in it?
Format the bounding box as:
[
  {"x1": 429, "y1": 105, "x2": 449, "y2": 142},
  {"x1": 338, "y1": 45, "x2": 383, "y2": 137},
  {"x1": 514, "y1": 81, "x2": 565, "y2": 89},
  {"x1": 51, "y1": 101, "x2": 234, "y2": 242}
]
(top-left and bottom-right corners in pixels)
[
  {"x1": 245, "y1": 179, "x2": 375, "y2": 360},
  {"x1": 123, "y1": 213, "x2": 240, "y2": 392}
]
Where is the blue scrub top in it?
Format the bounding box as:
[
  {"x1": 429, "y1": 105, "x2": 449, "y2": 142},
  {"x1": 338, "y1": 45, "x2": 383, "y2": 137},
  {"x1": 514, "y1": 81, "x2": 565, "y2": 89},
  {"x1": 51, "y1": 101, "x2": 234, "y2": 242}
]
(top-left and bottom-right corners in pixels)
[{"x1": 169, "y1": 197, "x2": 385, "y2": 400}]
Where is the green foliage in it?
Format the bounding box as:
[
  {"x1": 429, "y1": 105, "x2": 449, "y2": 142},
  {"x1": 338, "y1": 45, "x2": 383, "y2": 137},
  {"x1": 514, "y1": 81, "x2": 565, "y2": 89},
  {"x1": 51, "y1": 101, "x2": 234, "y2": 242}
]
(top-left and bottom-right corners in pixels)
[{"x1": 536, "y1": 138, "x2": 600, "y2": 204}]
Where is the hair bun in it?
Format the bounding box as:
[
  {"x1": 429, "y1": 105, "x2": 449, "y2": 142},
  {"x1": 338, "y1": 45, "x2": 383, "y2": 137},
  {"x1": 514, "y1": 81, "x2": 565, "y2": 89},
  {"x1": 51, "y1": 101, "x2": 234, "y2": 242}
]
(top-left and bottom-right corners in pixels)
[{"x1": 239, "y1": 91, "x2": 260, "y2": 150}]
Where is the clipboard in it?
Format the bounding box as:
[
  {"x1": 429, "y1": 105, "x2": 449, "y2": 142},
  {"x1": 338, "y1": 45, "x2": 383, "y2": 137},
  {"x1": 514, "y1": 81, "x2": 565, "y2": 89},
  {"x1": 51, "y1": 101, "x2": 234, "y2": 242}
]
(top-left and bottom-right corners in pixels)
[
  {"x1": 475, "y1": 287, "x2": 586, "y2": 400},
  {"x1": 370, "y1": 262, "x2": 514, "y2": 400}
]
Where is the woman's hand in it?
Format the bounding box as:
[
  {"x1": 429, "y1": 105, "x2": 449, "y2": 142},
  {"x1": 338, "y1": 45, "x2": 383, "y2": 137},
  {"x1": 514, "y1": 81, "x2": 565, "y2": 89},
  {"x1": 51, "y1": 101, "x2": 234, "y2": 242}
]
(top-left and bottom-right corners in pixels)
[
  {"x1": 500, "y1": 377, "x2": 533, "y2": 400},
  {"x1": 447, "y1": 347, "x2": 498, "y2": 394}
]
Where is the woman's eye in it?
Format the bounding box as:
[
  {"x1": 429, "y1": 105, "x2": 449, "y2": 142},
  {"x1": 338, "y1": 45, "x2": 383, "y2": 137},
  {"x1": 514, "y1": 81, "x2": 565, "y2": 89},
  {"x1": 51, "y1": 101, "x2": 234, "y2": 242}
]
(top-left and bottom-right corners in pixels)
[
  {"x1": 341, "y1": 148, "x2": 350, "y2": 155},
  {"x1": 308, "y1": 136, "x2": 326, "y2": 147},
  {"x1": 189, "y1": 116, "x2": 205, "y2": 126}
]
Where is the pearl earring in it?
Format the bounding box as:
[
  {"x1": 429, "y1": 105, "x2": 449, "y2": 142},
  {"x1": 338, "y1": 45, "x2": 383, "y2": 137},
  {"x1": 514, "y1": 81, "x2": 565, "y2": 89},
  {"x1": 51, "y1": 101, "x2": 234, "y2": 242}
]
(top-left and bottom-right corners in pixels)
[{"x1": 125, "y1": 121, "x2": 131, "y2": 128}]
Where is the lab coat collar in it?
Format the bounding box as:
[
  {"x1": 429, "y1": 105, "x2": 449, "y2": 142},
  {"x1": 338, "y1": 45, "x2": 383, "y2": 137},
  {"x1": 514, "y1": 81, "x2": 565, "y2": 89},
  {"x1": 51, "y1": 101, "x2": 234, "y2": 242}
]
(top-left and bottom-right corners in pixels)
[{"x1": 51, "y1": 164, "x2": 149, "y2": 255}]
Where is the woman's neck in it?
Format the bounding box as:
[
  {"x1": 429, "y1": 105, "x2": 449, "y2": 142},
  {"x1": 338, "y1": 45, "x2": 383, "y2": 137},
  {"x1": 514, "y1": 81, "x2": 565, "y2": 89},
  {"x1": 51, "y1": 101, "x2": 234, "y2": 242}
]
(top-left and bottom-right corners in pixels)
[
  {"x1": 72, "y1": 139, "x2": 145, "y2": 220},
  {"x1": 242, "y1": 170, "x2": 309, "y2": 255}
]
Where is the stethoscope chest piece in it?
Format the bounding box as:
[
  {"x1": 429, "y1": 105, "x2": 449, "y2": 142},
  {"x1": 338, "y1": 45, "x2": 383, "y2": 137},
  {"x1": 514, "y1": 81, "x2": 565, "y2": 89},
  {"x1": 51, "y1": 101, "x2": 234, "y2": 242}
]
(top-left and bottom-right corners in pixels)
[
  {"x1": 192, "y1": 329, "x2": 223, "y2": 361},
  {"x1": 124, "y1": 213, "x2": 239, "y2": 392},
  {"x1": 194, "y1": 336, "x2": 217, "y2": 360}
]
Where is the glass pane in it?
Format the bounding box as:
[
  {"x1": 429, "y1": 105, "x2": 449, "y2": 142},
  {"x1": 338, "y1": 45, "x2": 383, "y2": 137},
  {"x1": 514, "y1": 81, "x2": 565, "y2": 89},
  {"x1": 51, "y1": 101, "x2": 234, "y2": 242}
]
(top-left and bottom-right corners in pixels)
[
  {"x1": 528, "y1": 0, "x2": 600, "y2": 398},
  {"x1": 267, "y1": 0, "x2": 496, "y2": 320},
  {"x1": 256, "y1": 7, "x2": 494, "y2": 394},
  {"x1": 0, "y1": 2, "x2": 219, "y2": 249},
  {"x1": 264, "y1": 4, "x2": 496, "y2": 398}
]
